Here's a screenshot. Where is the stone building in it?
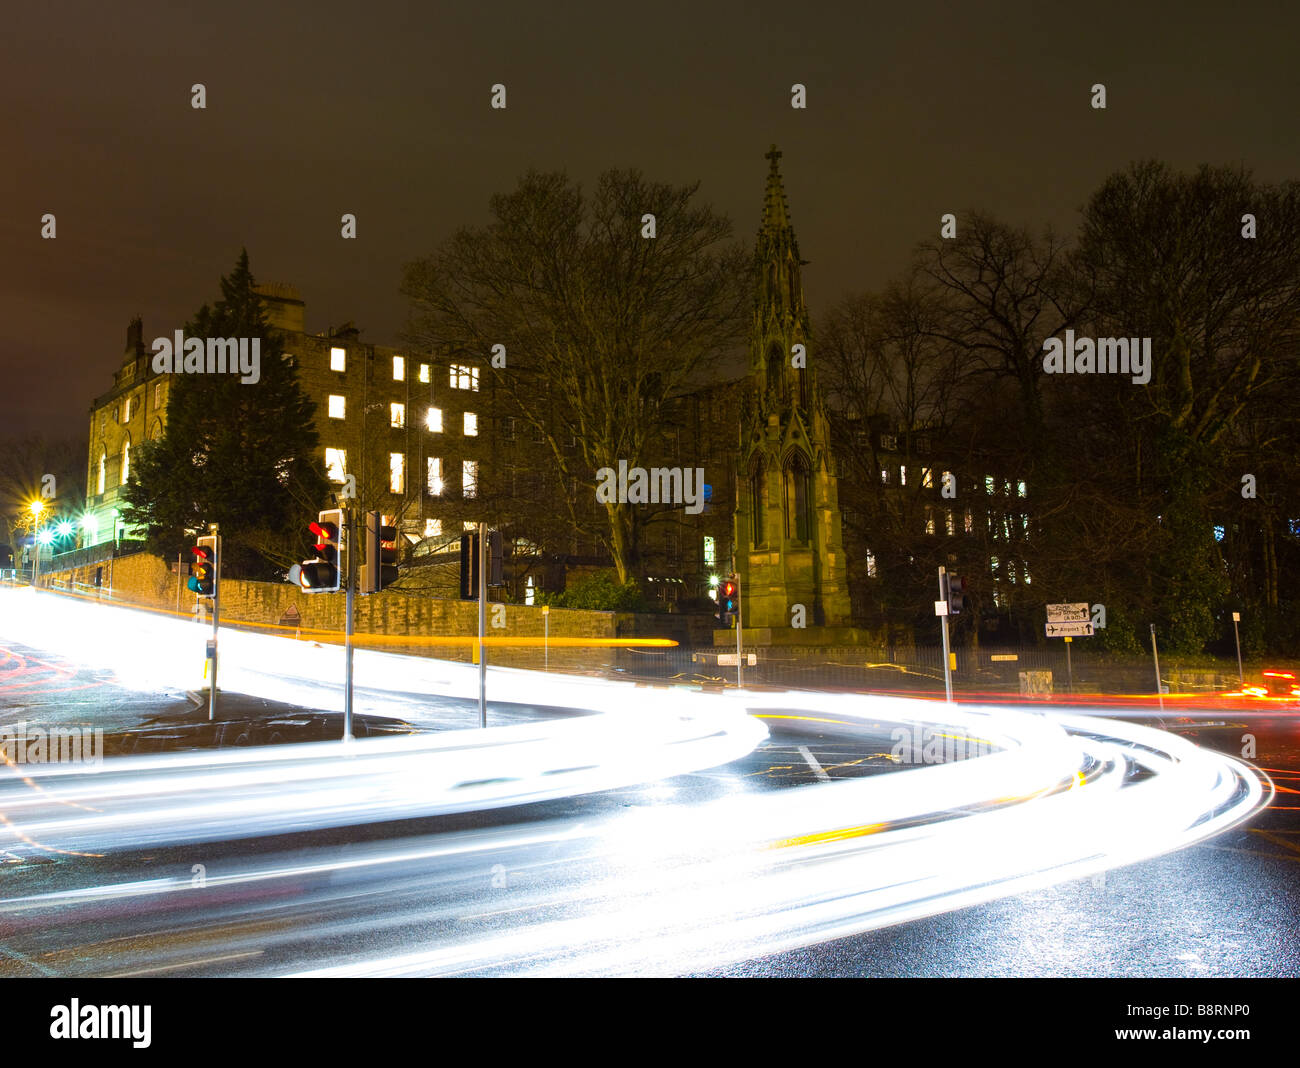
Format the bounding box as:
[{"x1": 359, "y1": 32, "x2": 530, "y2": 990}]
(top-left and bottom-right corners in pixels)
[{"x1": 84, "y1": 285, "x2": 490, "y2": 556}]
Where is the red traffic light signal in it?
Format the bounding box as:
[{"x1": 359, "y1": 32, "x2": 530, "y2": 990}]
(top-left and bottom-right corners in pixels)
[
  {"x1": 300, "y1": 509, "x2": 344, "y2": 593},
  {"x1": 362, "y1": 511, "x2": 400, "y2": 594},
  {"x1": 187, "y1": 536, "x2": 218, "y2": 597}
]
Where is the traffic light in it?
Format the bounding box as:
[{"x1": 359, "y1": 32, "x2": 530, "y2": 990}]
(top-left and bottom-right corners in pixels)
[
  {"x1": 487, "y1": 530, "x2": 504, "y2": 586},
  {"x1": 459, "y1": 530, "x2": 503, "y2": 597},
  {"x1": 362, "y1": 511, "x2": 399, "y2": 594},
  {"x1": 300, "y1": 508, "x2": 345, "y2": 593},
  {"x1": 947, "y1": 574, "x2": 966, "y2": 615},
  {"x1": 720, "y1": 575, "x2": 739, "y2": 624},
  {"x1": 459, "y1": 532, "x2": 478, "y2": 599},
  {"x1": 187, "y1": 534, "x2": 218, "y2": 598}
]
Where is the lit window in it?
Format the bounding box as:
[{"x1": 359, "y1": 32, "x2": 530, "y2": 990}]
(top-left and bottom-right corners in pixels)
[
  {"x1": 881, "y1": 468, "x2": 890, "y2": 485},
  {"x1": 942, "y1": 470, "x2": 952, "y2": 491},
  {"x1": 964, "y1": 509, "x2": 973, "y2": 533},
  {"x1": 464, "y1": 412, "x2": 477, "y2": 436},
  {"x1": 463, "y1": 521, "x2": 477, "y2": 532},
  {"x1": 990, "y1": 555, "x2": 999, "y2": 574},
  {"x1": 866, "y1": 550, "x2": 877, "y2": 578},
  {"x1": 330, "y1": 347, "x2": 346, "y2": 372},
  {"x1": 427, "y1": 457, "x2": 443, "y2": 496},
  {"x1": 418, "y1": 363, "x2": 430, "y2": 384},
  {"x1": 463, "y1": 460, "x2": 478, "y2": 498},
  {"x1": 985, "y1": 476, "x2": 996, "y2": 494},
  {"x1": 426, "y1": 407, "x2": 442, "y2": 432},
  {"x1": 1017, "y1": 480, "x2": 1027, "y2": 498},
  {"x1": 121, "y1": 439, "x2": 131, "y2": 483},
  {"x1": 393, "y1": 356, "x2": 405, "y2": 381},
  {"x1": 328, "y1": 395, "x2": 345, "y2": 419},
  {"x1": 1023, "y1": 565, "x2": 1031, "y2": 584},
  {"x1": 1213, "y1": 525, "x2": 1225, "y2": 542},
  {"x1": 525, "y1": 575, "x2": 535, "y2": 606},
  {"x1": 703, "y1": 535, "x2": 716, "y2": 567},
  {"x1": 97, "y1": 452, "x2": 106, "y2": 494},
  {"x1": 900, "y1": 466, "x2": 907, "y2": 487},
  {"x1": 391, "y1": 403, "x2": 405, "y2": 428},
  {"x1": 922, "y1": 467, "x2": 933, "y2": 488},
  {"x1": 945, "y1": 510, "x2": 955, "y2": 536},
  {"x1": 154, "y1": 383, "x2": 163, "y2": 409},
  {"x1": 325, "y1": 448, "x2": 347, "y2": 483},
  {"x1": 424, "y1": 518, "x2": 442, "y2": 538},
  {"x1": 390, "y1": 452, "x2": 405, "y2": 494},
  {"x1": 450, "y1": 364, "x2": 479, "y2": 391},
  {"x1": 924, "y1": 507, "x2": 935, "y2": 536}
]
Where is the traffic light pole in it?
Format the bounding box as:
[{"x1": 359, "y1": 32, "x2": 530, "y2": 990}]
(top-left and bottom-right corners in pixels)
[
  {"x1": 938, "y1": 566, "x2": 953, "y2": 704},
  {"x1": 478, "y1": 521, "x2": 487, "y2": 728},
  {"x1": 735, "y1": 573, "x2": 743, "y2": 690},
  {"x1": 344, "y1": 505, "x2": 355, "y2": 742},
  {"x1": 209, "y1": 527, "x2": 220, "y2": 722}
]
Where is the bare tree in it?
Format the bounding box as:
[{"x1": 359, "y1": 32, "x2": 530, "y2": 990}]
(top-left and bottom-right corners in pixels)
[{"x1": 402, "y1": 169, "x2": 749, "y2": 584}]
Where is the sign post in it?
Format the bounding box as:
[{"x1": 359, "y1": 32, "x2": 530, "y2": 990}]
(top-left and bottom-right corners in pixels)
[
  {"x1": 937, "y1": 567, "x2": 953, "y2": 703},
  {"x1": 542, "y1": 604, "x2": 550, "y2": 672},
  {"x1": 478, "y1": 521, "x2": 487, "y2": 727},
  {"x1": 1150, "y1": 623, "x2": 1164, "y2": 712},
  {"x1": 343, "y1": 504, "x2": 355, "y2": 742},
  {"x1": 1232, "y1": 611, "x2": 1243, "y2": 685}
]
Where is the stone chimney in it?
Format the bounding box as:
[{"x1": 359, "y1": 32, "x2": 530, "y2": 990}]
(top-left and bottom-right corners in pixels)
[{"x1": 125, "y1": 316, "x2": 144, "y2": 359}]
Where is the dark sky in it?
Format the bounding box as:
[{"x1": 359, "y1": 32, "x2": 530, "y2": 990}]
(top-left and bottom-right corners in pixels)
[{"x1": 4, "y1": 0, "x2": 1298, "y2": 439}]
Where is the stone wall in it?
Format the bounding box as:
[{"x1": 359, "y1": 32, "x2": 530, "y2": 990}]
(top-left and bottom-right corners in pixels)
[{"x1": 40, "y1": 552, "x2": 621, "y2": 673}]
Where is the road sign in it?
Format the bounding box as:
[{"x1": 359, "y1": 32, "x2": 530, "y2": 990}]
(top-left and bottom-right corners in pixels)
[
  {"x1": 1046, "y1": 602, "x2": 1090, "y2": 623},
  {"x1": 718, "y1": 653, "x2": 757, "y2": 666},
  {"x1": 1046, "y1": 621, "x2": 1093, "y2": 637}
]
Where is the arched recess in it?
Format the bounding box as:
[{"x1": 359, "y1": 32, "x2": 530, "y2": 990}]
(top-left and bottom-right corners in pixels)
[
  {"x1": 783, "y1": 449, "x2": 811, "y2": 543},
  {"x1": 766, "y1": 341, "x2": 784, "y2": 402},
  {"x1": 748, "y1": 455, "x2": 766, "y2": 547}
]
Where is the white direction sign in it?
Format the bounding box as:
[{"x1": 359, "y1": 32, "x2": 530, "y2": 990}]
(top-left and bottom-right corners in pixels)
[
  {"x1": 1045, "y1": 620, "x2": 1094, "y2": 637},
  {"x1": 1045, "y1": 602, "x2": 1090, "y2": 623}
]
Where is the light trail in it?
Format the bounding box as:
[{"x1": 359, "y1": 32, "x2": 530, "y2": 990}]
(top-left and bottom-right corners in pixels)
[
  {"x1": 0, "y1": 586, "x2": 1271, "y2": 976},
  {"x1": 281, "y1": 696, "x2": 1267, "y2": 976}
]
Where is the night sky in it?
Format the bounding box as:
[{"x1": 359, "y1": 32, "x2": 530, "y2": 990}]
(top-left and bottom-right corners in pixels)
[{"x1": 5, "y1": 0, "x2": 1298, "y2": 439}]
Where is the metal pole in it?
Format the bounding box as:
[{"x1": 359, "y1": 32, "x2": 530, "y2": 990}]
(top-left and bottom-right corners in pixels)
[
  {"x1": 209, "y1": 527, "x2": 220, "y2": 722},
  {"x1": 1150, "y1": 623, "x2": 1164, "y2": 713},
  {"x1": 478, "y1": 522, "x2": 487, "y2": 727},
  {"x1": 1065, "y1": 638, "x2": 1073, "y2": 694},
  {"x1": 939, "y1": 567, "x2": 953, "y2": 703},
  {"x1": 176, "y1": 552, "x2": 182, "y2": 617},
  {"x1": 343, "y1": 505, "x2": 355, "y2": 742},
  {"x1": 31, "y1": 523, "x2": 40, "y2": 588},
  {"x1": 736, "y1": 573, "x2": 743, "y2": 690},
  {"x1": 1232, "y1": 612, "x2": 1244, "y2": 685},
  {"x1": 543, "y1": 605, "x2": 549, "y2": 671}
]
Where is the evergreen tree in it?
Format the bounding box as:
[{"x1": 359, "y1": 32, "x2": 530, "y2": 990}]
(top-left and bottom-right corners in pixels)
[{"x1": 121, "y1": 251, "x2": 330, "y2": 578}]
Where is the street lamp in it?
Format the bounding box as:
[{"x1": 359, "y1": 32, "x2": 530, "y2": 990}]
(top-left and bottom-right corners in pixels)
[{"x1": 28, "y1": 500, "x2": 45, "y2": 587}]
